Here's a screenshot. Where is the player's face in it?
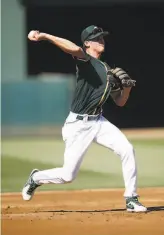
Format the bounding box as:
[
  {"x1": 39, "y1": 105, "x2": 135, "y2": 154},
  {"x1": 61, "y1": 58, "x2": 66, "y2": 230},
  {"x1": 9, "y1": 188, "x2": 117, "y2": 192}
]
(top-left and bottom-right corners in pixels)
[{"x1": 89, "y1": 36, "x2": 105, "y2": 53}]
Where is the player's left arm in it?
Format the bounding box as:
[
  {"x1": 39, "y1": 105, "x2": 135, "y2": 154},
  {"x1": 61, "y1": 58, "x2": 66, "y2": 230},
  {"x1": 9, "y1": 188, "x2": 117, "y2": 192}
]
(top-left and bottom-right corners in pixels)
[
  {"x1": 110, "y1": 67, "x2": 135, "y2": 106},
  {"x1": 110, "y1": 87, "x2": 132, "y2": 107}
]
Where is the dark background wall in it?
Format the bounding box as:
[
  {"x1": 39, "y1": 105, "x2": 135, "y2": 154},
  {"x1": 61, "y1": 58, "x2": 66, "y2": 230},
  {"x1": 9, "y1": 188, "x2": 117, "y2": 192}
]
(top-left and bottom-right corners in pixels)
[{"x1": 26, "y1": 3, "x2": 164, "y2": 128}]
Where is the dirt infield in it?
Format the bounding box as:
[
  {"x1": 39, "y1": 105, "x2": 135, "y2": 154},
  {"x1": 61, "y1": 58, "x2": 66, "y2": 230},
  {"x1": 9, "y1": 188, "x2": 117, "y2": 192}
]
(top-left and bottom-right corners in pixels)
[
  {"x1": 2, "y1": 188, "x2": 164, "y2": 235},
  {"x1": 122, "y1": 128, "x2": 164, "y2": 139}
]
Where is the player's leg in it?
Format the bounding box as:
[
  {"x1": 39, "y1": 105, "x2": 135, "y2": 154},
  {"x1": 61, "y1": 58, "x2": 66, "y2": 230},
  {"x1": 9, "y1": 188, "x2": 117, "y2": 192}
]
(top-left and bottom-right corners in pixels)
[
  {"x1": 22, "y1": 116, "x2": 97, "y2": 200},
  {"x1": 94, "y1": 116, "x2": 147, "y2": 212}
]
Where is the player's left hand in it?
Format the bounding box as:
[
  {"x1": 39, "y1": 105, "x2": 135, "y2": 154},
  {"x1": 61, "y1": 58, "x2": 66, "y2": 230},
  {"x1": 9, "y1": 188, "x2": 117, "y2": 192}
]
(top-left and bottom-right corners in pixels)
[{"x1": 110, "y1": 67, "x2": 136, "y2": 87}]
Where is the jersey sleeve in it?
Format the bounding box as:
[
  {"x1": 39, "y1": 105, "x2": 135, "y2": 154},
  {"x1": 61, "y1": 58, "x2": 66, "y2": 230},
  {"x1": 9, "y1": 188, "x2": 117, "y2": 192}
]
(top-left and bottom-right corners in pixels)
[{"x1": 73, "y1": 53, "x2": 90, "y2": 65}]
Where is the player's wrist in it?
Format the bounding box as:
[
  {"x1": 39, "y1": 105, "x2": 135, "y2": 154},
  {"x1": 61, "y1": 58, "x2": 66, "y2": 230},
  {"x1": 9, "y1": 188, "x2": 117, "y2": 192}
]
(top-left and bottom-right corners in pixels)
[
  {"x1": 122, "y1": 87, "x2": 132, "y2": 92},
  {"x1": 39, "y1": 32, "x2": 47, "y2": 40}
]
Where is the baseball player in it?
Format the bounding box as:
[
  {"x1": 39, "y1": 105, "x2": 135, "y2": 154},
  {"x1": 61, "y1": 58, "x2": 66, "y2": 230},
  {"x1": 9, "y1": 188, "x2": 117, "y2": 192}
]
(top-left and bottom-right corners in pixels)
[{"x1": 22, "y1": 25, "x2": 147, "y2": 212}]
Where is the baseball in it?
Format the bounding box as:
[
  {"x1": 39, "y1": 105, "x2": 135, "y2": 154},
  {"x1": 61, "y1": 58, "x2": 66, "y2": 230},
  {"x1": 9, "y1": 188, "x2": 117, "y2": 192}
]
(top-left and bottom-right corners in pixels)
[{"x1": 28, "y1": 30, "x2": 38, "y2": 40}]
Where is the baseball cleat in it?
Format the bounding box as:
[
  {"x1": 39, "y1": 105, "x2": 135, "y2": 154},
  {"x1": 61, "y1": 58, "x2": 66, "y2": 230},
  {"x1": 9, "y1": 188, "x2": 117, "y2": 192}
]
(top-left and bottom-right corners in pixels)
[
  {"x1": 22, "y1": 169, "x2": 40, "y2": 201},
  {"x1": 126, "y1": 196, "x2": 147, "y2": 212}
]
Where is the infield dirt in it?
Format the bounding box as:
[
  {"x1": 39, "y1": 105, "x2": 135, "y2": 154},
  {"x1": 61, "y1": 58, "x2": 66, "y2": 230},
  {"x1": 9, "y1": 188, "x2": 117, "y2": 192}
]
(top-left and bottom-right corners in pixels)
[{"x1": 2, "y1": 188, "x2": 164, "y2": 235}]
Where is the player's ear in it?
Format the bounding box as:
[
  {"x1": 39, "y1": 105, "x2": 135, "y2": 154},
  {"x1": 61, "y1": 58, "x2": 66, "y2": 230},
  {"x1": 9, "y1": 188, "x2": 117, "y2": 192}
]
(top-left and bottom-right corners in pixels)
[{"x1": 84, "y1": 40, "x2": 90, "y2": 48}]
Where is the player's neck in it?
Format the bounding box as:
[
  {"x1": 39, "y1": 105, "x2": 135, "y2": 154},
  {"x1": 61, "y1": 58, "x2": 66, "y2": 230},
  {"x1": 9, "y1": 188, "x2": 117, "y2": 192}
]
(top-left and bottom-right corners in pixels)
[{"x1": 86, "y1": 49, "x2": 101, "y2": 59}]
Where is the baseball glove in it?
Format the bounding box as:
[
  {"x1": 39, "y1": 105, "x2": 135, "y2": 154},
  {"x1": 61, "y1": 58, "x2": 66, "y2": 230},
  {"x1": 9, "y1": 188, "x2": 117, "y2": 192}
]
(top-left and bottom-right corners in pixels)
[{"x1": 110, "y1": 67, "x2": 136, "y2": 88}]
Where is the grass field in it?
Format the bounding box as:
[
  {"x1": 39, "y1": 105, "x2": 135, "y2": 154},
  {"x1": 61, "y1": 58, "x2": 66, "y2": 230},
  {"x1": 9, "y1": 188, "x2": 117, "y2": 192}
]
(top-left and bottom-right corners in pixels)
[{"x1": 1, "y1": 137, "x2": 164, "y2": 192}]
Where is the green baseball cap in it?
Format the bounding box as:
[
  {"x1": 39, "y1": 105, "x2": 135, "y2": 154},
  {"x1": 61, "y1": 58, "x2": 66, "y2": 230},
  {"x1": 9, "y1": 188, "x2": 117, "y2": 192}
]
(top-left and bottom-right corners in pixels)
[{"x1": 81, "y1": 25, "x2": 109, "y2": 43}]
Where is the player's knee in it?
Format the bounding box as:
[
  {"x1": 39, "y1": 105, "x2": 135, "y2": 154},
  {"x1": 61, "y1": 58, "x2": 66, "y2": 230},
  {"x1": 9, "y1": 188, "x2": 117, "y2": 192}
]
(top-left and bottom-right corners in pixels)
[
  {"x1": 127, "y1": 143, "x2": 134, "y2": 154},
  {"x1": 121, "y1": 143, "x2": 135, "y2": 159},
  {"x1": 62, "y1": 170, "x2": 76, "y2": 183}
]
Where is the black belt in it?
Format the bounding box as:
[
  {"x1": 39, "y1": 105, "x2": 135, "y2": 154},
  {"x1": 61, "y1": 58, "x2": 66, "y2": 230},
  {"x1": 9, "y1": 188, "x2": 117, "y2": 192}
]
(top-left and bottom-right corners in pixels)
[{"x1": 76, "y1": 114, "x2": 100, "y2": 121}]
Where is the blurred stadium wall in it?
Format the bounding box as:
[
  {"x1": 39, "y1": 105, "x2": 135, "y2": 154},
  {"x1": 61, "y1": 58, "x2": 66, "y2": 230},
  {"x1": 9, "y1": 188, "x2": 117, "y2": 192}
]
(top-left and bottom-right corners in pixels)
[
  {"x1": 1, "y1": 0, "x2": 74, "y2": 137},
  {"x1": 2, "y1": 0, "x2": 26, "y2": 81}
]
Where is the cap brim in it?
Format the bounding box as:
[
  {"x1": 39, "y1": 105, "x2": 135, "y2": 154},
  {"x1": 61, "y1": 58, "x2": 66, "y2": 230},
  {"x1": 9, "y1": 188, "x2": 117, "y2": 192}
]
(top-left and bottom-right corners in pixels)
[{"x1": 87, "y1": 31, "x2": 109, "y2": 40}]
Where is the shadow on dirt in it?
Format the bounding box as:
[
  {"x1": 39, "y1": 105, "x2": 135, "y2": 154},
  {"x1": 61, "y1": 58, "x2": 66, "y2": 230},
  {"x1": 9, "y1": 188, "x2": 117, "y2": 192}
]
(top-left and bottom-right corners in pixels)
[
  {"x1": 147, "y1": 206, "x2": 164, "y2": 212},
  {"x1": 40, "y1": 206, "x2": 164, "y2": 213}
]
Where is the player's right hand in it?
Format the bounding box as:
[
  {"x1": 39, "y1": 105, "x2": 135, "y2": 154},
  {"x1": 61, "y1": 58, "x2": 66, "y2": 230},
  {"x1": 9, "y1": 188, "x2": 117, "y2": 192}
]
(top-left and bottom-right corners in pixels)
[{"x1": 28, "y1": 30, "x2": 45, "y2": 41}]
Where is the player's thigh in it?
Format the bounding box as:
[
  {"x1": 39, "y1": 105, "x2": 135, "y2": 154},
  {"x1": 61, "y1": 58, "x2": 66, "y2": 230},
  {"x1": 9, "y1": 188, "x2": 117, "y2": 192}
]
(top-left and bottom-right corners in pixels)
[
  {"x1": 95, "y1": 116, "x2": 132, "y2": 156},
  {"x1": 62, "y1": 120, "x2": 96, "y2": 172}
]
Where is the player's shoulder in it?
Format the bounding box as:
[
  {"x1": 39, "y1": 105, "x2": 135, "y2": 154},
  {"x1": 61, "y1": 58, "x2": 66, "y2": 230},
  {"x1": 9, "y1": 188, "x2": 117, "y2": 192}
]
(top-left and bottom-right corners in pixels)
[{"x1": 73, "y1": 52, "x2": 90, "y2": 64}]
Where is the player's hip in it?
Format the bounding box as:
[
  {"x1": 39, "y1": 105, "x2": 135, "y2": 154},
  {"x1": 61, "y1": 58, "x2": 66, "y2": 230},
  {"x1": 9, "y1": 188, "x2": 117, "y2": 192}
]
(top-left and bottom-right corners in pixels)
[{"x1": 62, "y1": 112, "x2": 101, "y2": 141}]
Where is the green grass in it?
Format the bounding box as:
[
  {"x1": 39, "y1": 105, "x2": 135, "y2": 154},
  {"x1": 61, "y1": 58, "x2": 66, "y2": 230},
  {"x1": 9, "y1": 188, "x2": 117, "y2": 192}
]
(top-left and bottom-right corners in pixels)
[
  {"x1": 1, "y1": 138, "x2": 164, "y2": 192},
  {"x1": 132, "y1": 139, "x2": 164, "y2": 146}
]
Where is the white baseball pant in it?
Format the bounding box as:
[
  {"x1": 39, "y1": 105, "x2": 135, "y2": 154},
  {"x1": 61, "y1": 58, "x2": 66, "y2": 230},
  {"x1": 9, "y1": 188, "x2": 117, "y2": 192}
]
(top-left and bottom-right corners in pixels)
[{"x1": 33, "y1": 112, "x2": 138, "y2": 197}]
